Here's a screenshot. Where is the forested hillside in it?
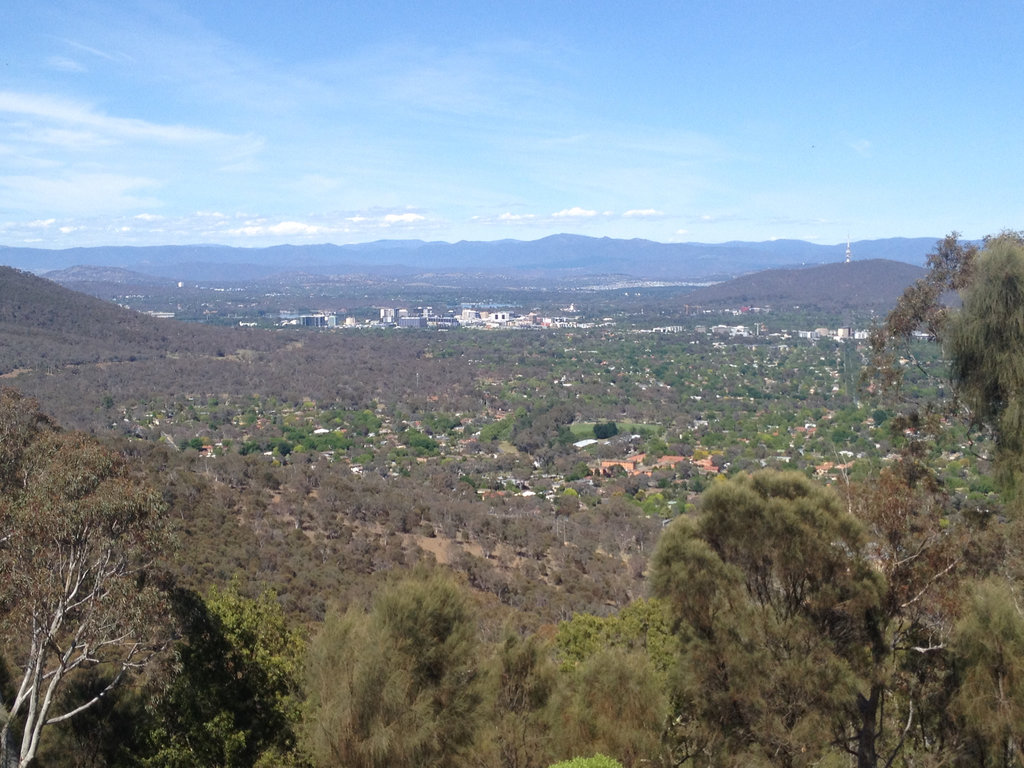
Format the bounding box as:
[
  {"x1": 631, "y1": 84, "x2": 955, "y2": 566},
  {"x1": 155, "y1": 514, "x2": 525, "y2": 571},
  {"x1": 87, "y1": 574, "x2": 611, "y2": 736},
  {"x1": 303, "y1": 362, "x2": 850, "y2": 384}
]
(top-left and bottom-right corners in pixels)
[
  {"x1": 2, "y1": 234, "x2": 1024, "y2": 767},
  {"x1": 684, "y1": 258, "x2": 927, "y2": 309},
  {"x1": 0, "y1": 266, "x2": 264, "y2": 371}
]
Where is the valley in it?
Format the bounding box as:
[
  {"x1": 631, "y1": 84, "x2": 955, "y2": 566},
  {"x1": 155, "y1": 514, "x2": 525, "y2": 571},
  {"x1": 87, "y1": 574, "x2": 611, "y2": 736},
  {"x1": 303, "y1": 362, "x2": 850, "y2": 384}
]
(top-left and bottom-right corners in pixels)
[{"x1": 0, "y1": 238, "x2": 1012, "y2": 768}]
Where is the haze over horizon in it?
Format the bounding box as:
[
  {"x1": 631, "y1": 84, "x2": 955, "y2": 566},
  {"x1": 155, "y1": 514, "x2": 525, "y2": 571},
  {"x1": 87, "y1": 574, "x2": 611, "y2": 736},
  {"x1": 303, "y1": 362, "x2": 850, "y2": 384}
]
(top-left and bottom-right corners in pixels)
[{"x1": 3, "y1": 1, "x2": 1022, "y2": 251}]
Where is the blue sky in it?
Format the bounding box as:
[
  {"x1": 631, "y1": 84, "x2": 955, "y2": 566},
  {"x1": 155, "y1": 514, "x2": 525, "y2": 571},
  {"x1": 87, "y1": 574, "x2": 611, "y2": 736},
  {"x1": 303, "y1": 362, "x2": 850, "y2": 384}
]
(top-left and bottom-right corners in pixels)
[{"x1": 2, "y1": 0, "x2": 1022, "y2": 249}]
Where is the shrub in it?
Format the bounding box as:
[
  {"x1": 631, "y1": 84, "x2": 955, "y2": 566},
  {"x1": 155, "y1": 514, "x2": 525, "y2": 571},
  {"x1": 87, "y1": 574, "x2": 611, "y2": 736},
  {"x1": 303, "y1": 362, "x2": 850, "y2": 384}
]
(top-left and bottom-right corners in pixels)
[{"x1": 549, "y1": 756, "x2": 623, "y2": 768}]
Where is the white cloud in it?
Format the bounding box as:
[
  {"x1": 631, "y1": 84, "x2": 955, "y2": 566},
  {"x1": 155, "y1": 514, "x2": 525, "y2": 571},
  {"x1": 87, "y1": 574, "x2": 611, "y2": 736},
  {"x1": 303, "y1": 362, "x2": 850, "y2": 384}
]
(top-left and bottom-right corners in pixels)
[
  {"x1": 269, "y1": 221, "x2": 324, "y2": 235},
  {"x1": 61, "y1": 38, "x2": 128, "y2": 63},
  {"x1": 227, "y1": 225, "x2": 269, "y2": 237},
  {"x1": 552, "y1": 207, "x2": 597, "y2": 218},
  {"x1": 0, "y1": 173, "x2": 160, "y2": 215},
  {"x1": 295, "y1": 174, "x2": 342, "y2": 195},
  {"x1": 218, "y1": 158, "x2": 260, "y2": 173},
  {"x1": 0, "y1": 91, "x2": 246, "y2": 145},
  {"x1": 499, "y1": 212, "x2": 535, "y2": 221},
  {"x1": 27, "y1": 218, "x2": 56, "y2": 228},
  {"x1": 18, "y1": 127, "x2": 113, "y2": 150},
  {"x1": 383, "y1": 213, "x2": 425, "y2": 224},
  {"x1": 211, "y1": 210, "x2": 435, "y2": 242},
  {"x1": 47, "y1": 56, "x2": 86, "y2": 72},
  {"x1": 623, "y1": 208, "x2": 664, "y2": 218},
  {"x1": 135, "y1": 212, "x2": 163, "y2": 221},
  {"x1": 849, "y1": 139, "x2": 873, "y2": 157},
  {"x1": 226, "y1": 219, "x2": 337, "y2": 237}
]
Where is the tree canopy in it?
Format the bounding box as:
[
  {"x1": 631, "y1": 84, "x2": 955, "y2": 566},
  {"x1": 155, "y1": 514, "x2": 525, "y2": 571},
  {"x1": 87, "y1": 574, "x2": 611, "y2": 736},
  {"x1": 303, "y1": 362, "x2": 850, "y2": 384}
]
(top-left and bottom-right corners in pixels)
[
  {"x1": 946, "y1": 232, "x2": 1024, "y2": 490},
  {"x1": 870, "y1": 231, "x2": 1024, "y2": 495},
  {"x1": 138, "y1": 583, "x2": 306, "y2": 767},
  {"x1": 303, "y1": 568, "x2": 484, "y2": 768},
  {"x1": 0, "y1": 389, "x2": 168, "y2": 768},
  {"x1": 650, "y1": 470, "x2": 884, "y2": 766}
]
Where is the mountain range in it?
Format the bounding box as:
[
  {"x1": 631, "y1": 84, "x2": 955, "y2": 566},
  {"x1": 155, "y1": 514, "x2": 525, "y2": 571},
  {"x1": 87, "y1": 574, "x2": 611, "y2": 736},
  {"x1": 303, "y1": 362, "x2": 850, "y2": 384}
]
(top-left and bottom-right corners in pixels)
[{"x1": 0, "y1": 234, "x2": 942, "y2": 283}]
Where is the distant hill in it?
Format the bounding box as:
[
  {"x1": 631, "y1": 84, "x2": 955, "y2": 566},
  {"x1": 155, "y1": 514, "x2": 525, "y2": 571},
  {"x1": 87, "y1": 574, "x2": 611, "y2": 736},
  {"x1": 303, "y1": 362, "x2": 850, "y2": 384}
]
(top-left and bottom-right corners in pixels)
[
  {"x1": 0, "y1": 267, "x2": 239, "y2": 373},
  {"x1": 43, "y1": 265, "x2": 176, "y2": 286},
  {"x1": 0, "y1": 235, "x2": 940, "y2": 283},
  {"x1": 684, "y1": 258, "x2": 927, "y2": 310}
]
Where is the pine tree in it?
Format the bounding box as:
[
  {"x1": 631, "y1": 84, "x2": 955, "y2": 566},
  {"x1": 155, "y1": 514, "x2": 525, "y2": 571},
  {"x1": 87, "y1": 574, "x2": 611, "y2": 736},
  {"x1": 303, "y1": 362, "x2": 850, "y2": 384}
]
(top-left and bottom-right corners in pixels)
[
  {"x1": 946, "y1": 232, "x2": 1024, "y2": 493},
  {"x1": 650, "y1": 470, "x2": 883, "y2": 767}
]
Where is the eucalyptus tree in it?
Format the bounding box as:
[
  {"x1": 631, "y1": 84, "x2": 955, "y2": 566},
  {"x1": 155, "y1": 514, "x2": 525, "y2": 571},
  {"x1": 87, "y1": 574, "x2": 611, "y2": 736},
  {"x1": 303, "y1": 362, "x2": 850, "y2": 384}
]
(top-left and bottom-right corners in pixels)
[
  {"x1": 138, "y1": 584, "x2": 305, "y2": 767},
  {"x1": 0, "y1": 389, "x2": 168, "y2": 768}
]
